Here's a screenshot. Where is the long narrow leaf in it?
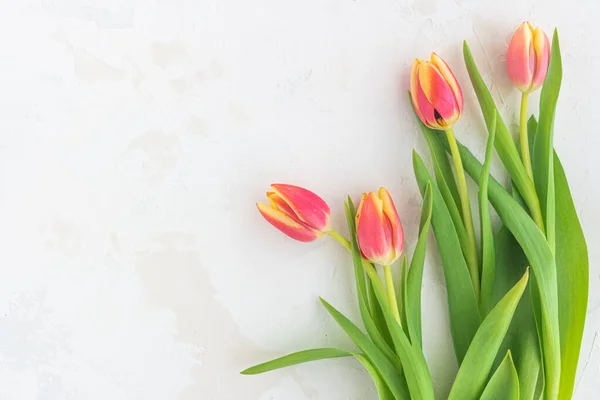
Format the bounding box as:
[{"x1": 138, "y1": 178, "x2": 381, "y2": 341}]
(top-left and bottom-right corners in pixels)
[
  {"x1": 533, "y1": 29, "x2": 562, "y2": 253},
  {"x1": 243, "y1": 348, "x2": 395, "y2": 400},
  {"x1": 413, "y1": 151, "x2": 480, "y2": 363},
  {"x1": 319, "y1": 298, "x2": 410, "y2": 399},
  {"x1": 480, "y1": 351, "x2": 520, "y2": 400},
  {"x1": 555, "y1": 154, "x2": 589, "y2": 398},
  {"x1": 241, "y1": 348, "x2": 351, "y2": 375},
  {"x1": 463, "y1": 41, "x2": 544, "y2": 231},
  {"x1": 479, "y1": 113, "x2": 497, "y2": 316},
  {"x1": 399, "y1": 256, "x2": 409, "y2": 337},
  {"x1": 448, "y1": 270, "x2": 529, "y2": 399},
  {"x1": 406, "y1": 183, "x2": 433, "y2": 349}
]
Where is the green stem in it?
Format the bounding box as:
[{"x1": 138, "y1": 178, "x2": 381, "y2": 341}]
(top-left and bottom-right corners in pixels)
[
  {"x1": 445, "y1": 127, "x2": 480, "y2": 301},
  {"x1": 520, "y1": 92, "x2": 534, "y2": 180},
  {"x1": 383, "y1": 265, "x2": 402, "y2": 325},
  {"x1": 328, "y1": 230, "x2": 351, "y2": 252}
]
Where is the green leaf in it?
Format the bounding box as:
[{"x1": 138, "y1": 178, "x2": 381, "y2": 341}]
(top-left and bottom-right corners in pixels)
[
  {"x1": 439, "y1": 134, "x2": 561, "y2": 399},
  {"x1": 448, "y1": 270, "x2": 529, "y2": 400},
  {"x1": 241, "y1": 348, "x2": 351, "y2": 375},
  {"x1": 493, "y1": 227, "x2": 541, "y2": 400},
  {"x1": 406, "y1": 183, "x2": 433, "y2": 349},
  {"x1": 479, "y1": 112, "x2": 497, "y2": 316},
  {"x1": 463, "y1": 41, "x2": 544, "y2": 231},
  {"x1": 344, "y1": 199, "x2": 403, "y2": 372},
  {"x1": 243, "y1": 348, "x2": 394, "y2": 400},
  {"x1": 363, "y1": 264, "x2": 435, "y2": 400},
  {"x1": 412, "y1": 151, "x2": 480, "y2": 363},
  {"x1": 319, "y1": 298, "x2": 410, "y2": 399},
  {"x1": 399, "y1": 256, "x2": 409, "y2": 337},
  {"x1": 555, "y1": 153, "x2": 589, "y2": 398},
  {"x1": 533, "y1": 29, "x2": 562, "y2": 253},
  {"x1": 353, "y1": 353, "x2": 394, "y2": 400},
  {"x1": 480, "y1": 351, "x2": 520, "y2": 400}
]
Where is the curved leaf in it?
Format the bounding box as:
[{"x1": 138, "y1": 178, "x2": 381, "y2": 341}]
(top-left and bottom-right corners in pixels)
[
  {"x1": 448, "y1": 270, "x2": 529, "y2": 399},
  {"x1": 479, "y1": 113, "x2": 497, "y2": 316},
  {"x1": 241, "y1": 348, "x2": 351, "y2": 375},
  {"x1": 243, "y1": 348, "x2": 395, "y2": 400},
  {"x1": 480, "y1": 351, "x2": 520, "y2": 400},
  {"x1": 413, "y1": 151, "x2": 480, "y2": 363},
  {"x1": 399, "y1": 256, "x2": 409, "y2": 336},
  {"x1": 406, "y1": 183, "x2": 433, "y2": 349},
  {"x1": 533, "y1": 29, "x2": 562, "y2": 253},
  {"x1": 555, "y1": 153, "x2": 589, "y2": 398}
]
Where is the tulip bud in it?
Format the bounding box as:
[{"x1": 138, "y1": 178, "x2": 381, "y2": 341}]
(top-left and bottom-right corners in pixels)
[
  {"x1": 410, "y1": 53, "x2": 464, "y2": 130},
  {"x1": 355, "y1": 188, "x2": 404, "y2": 265},
  {"x1": 506, "y1": 22, "x2": 550, "y2": 93},
  {"x1": 257, "y1": 184, "x2": 332, "y2": 242}
]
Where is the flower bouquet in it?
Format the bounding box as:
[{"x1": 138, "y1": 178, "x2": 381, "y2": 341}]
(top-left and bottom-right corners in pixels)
[{"x1": 242, "y1": 22, "x2": 588, "y2": 400}]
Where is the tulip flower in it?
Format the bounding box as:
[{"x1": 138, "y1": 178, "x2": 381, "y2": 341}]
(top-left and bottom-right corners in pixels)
[
  {"x1": 355, "y1": 187, "x2": 404, "y2": 323},
  {"x1": 506, "y1": 22, "x2": 550, "y2": 94},
  {"x1": 257, "y1": 184, "x2": 332, "y2": 242},
  {"x1": 410, "y1": 53, "x2": 479, "y2": 289},
  {"x1": 410, "y1": 53, "x2": 464, "y2": 131},
  {"x1": 506, "y1": 22, "x2": 551, "y2": 180},
  {"x1": 356, "y1": 188, "x2": 404, "y2": 266}
]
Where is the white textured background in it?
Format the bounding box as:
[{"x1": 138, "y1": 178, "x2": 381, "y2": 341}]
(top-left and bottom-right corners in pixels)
[{"x1": 0, "y1": 0, "x2": 599, "y2": 399}]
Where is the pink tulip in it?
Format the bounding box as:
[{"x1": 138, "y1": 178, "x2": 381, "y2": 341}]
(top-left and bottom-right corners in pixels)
[
  {"x1": 257, "y1": 184, "x2": 332, "y2": 242},
  {"x1": 410, "y1": 53, "x2": 464, "y2": 130},
  {"x1": 355, "y1": 188, "x2": 404, "y2": 265},
  {"x1": 506, "y1": 22, "x2": 550, "y2": 93}
]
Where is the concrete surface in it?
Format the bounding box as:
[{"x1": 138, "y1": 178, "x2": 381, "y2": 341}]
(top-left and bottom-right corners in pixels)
[{"x1": 0, "y1": 0, "x2": 599, "y2": 399}]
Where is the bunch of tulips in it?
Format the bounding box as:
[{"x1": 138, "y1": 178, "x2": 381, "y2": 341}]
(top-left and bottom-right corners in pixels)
[{"x1": 242, "y1": 22, "x2": 588, "y2": 400}]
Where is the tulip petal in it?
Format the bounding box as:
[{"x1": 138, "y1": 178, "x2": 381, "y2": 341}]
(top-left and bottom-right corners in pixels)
[
  {"x1": 410, "y1": 61, "x2": 428, "y2": 126},
  {"x1": 379, "y1": 187, "x2": 404, "y2": 258},
  {"x1": 431, "y1": 53, "x2": 464, "y2": 114},
  {"x1": 416, "y1": 81, "x2": 440, "y2": 129},
  {"x1": 356, "y1": 193, "x2": 395, "y2": 265},
  {"x1": 531, "y1": 27, "x2": 550, "y2": 90},
  {"x1": 507, "y1": 22, "x2": 534, "y2": 92},
  {"x1": 267, "y1": 191, "x2": 299, "y2": 220},
  {"x1": 257, "y1": 202, "x2": 320, "y2": 242},
  {"x1": 271, "y1": 184, "x2": 331, "y2": 232},
  {"x1": 418, "y1": 62, "x2": 458, "y2": 123}
]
